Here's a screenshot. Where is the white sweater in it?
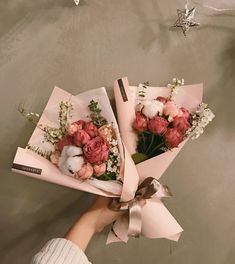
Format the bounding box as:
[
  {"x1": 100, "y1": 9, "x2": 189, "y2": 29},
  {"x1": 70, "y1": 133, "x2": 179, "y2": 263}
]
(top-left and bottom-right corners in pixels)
[{"x1": 31, "y1": 238, "x2": 91, "y2": 264}]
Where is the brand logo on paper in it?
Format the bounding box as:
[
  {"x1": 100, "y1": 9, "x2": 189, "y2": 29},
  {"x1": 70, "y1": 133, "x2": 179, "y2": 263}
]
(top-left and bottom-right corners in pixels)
[
  {"x1": 12, "y1": 163, "x2": 42, "y2": 175},
  {"x1": 118, "y1": 79, "x2": 128, "y2": 102}
]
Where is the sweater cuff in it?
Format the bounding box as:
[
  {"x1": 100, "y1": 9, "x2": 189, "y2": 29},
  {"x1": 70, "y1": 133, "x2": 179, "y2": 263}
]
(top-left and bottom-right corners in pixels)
[{"x1": 31, "y1": 238, "x2": 91, "y2": 264}]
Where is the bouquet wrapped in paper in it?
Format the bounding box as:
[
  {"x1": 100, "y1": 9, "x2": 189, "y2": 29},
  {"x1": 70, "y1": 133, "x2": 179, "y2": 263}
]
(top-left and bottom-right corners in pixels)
[
  {"x1": 12, "y1": 86, "x2": 139, "y2": 199},
  {"x1": 109, "y1": 77, "x2": 214, "y2": 243}
]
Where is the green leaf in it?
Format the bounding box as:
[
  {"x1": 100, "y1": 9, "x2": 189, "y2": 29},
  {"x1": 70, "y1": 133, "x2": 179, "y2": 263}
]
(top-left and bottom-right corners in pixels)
[{"x1": 132, "y1": 152, "x2": 149, "y2": 164}]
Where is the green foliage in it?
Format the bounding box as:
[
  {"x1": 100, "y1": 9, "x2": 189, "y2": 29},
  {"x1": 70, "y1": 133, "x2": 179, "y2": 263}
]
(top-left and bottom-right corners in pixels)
[{"x1": 88, "y1": 100, "x2": 107, "y2": 127}]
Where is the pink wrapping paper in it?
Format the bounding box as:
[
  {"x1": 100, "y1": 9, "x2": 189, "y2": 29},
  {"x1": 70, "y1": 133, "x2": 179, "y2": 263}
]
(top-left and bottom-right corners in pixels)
[
  {"x1": 12, "y1": 86, "x2": 139, "y2": 199},
  {"x1": 109, "y1": 77, "x2": 203, "y2": 243}
]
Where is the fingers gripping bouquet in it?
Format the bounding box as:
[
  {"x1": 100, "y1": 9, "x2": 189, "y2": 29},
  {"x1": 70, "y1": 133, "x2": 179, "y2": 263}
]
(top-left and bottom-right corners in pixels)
[
  {"x1": 110, "y1": 77, "x2": 214, "y2": 243},
  {"x1": 12, "y1": 87, "x2": 139, "y2": 197}
]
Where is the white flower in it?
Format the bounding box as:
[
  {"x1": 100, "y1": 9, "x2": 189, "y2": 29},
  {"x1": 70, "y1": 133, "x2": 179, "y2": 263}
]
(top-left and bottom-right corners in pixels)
[
  {"x1": 58, "y1": 146, "x2": 84, "y2": 176},
  {"x1": 142, "y1": 100, "x2": 164, "y2": 118},
  {"x1": 66, "y1": 146, "x2": 83, "y2": 157},
  {"x1": 66, "y1": 156, "x2": 84, "y2": 175}
]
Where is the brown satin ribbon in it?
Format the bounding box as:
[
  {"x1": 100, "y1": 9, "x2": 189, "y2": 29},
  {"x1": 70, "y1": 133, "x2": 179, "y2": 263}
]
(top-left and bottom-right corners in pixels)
[{"x1": 109, "y1": 177, "x2": 172, "y2": 238}]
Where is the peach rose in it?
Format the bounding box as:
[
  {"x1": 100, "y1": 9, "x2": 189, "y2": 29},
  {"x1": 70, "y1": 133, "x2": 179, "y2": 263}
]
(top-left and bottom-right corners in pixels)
[
  {"x1": 98, "y1": 124, "x2": 114, "y2": 141},
  {"x1": 163, "y1": 101, "x2": 179, "y2": 118},
  {"x1": 93, "y1": 163, "x2": 106, "y2": 177},
  {"x1": 75, "y1": 163, "x2": 94, "y2": 180}
]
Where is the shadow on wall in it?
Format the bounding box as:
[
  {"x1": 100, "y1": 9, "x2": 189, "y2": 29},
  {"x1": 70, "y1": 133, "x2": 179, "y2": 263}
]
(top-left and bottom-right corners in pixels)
[
  {"x1": 208, "y1": 36, "x2": 235, "y2": 135},
  {"x1": 130, "y1": 0, "x2": 171, "y2": 52}
]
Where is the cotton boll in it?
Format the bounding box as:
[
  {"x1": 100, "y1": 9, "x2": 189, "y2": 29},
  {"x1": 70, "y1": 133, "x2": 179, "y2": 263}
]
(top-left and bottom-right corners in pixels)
[
  {"x1": 66, "y1": 156, "x2": 84, "y2": 175},
  {"x1": 59, "y1": 162, "x2": 74, "y2": 177},
  {"x1": 142, "y1": 100, "x2": 164, "y2": 118},
  {"x1": 66, "y1": 145, "x2": 83, "y2": 157},
  {"x1": 58, "y1": 146, "x2": 69, "y2": 169}
]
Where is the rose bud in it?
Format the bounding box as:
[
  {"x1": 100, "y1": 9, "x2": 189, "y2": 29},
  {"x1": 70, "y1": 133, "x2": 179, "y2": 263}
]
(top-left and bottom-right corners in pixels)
[
  {"x1": 132, "y1": 111, "x2": 148, "y2": 132},
  {"x1": 163, "y1": 101, "x2": 180, "y2": 119},
  {"x1": 73, "y1": 130, "x2": 91, "y2": 146},
  {"x1": 173, "y1": 116, "x2": 191, "y2": 134},
  {"x1": 75, "y1": 163, "x2": 94, "y2": 180},
  {"x1": 50, "y1": 151, "x2": 60, "y2": 165},
  {"x1": 83, "y1": 136, "x2": 109, "y2": 164},
  {"x1": 164, "y1": 128, "x2": 184, "y2": 148},
  {"x1": 67, "y1": 123, "x2": 79, "y2": 136},
  {"x1": 74, "y1": 120, "x2": 86, "y2": 130},
  {"x1": 148, "y1": 116, "x2": 169, "y2": 135},
  {"x1": 156, "y1": 96, "x2": 168, "y2": 104},
  {"x1": 84, "y1": 122, "x2": 98, "y2": 138},
  {"x1": 179, "y1": 107, "x2": 190, "y2": 120},
  {"x1": 98, "y1": 124, "x2": 114, "y2": 141},
  {"x1": 56, "y1": 137, "x2": 70, "y2": 152},
  {"x1": 93, "y1": 163, "x2": 106, "y2": 177}
]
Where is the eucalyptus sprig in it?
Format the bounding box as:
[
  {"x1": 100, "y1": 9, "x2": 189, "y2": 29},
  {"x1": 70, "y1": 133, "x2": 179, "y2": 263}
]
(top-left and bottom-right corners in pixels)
[{"x1": 88, "y1": 100, "x2": 107, "y2": 127}]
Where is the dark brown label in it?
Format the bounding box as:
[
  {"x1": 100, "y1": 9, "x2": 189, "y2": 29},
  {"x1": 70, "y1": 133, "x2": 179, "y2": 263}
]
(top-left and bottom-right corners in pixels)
[
  {"x1": 118, "y1": 79, "x2": 128, "y2": 102},
  {"x1": 12, "y1": 163, "x2": 42, "y2": 175}
]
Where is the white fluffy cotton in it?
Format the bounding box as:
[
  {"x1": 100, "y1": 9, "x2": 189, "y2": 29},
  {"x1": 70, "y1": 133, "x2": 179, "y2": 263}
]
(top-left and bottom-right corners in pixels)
[
  {"x1": 58, "y1": 146, "x2": 84, "y2": 177},
  {"x1": 142, "y1": 100, "x2": 164, "y2": 118}
]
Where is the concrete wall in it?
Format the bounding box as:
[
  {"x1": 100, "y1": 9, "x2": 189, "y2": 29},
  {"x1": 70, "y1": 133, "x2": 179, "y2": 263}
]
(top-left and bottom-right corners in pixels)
[{"x1": 0, "y1": 0, "x2": 234, "y2": 263}]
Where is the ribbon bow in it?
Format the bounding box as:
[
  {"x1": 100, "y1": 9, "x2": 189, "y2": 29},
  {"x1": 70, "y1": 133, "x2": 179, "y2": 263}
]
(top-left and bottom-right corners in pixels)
[{"x1": 109, "y1": 177, "x2": 172, "y2": 238}]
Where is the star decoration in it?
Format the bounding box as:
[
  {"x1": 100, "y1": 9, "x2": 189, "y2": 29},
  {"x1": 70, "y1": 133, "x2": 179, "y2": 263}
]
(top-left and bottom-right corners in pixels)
[
  {"x1": 74, "y1": 0, "x2": 80, "y2": 5},
  {"x1": 173, "y1": 6, "x2": 200, "y2": 36}
]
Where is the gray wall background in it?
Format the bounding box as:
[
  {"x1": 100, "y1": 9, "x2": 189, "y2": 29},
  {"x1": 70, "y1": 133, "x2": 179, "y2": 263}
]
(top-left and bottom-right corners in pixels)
[{"x1": 0, "y1": 0, "x2": 234, "y2": 263}]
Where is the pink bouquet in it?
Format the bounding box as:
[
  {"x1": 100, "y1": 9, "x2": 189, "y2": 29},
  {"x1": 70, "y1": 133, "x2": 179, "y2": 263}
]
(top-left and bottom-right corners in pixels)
[
  {"x1": 114, "y1": 77, "x2": 214, "y2": 181},
  {"x1": 108, "y1": 77, "x2": 214, "y2": 243},
  {"x1": 131, "y1": 79, "x2": 214, "y2": 163},
  {"x1": 12, "y1": 87, "x2": 139, "y2": 197}
]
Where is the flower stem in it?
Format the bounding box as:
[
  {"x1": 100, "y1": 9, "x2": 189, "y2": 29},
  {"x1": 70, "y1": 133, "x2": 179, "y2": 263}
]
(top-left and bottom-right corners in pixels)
[
  {"x1": 148, "y1": 142, "x2": 165, "y2": 156},
  {"x1": 145, "y1": 133, "x2": 155, "y2": 155}
]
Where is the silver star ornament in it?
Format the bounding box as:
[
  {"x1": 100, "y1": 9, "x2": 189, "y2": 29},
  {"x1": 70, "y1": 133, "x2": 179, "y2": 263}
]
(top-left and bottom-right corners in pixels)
[
  {"x1": 74, "y1": 0, "x2": 80, "y2": 5},
  {"x1": 173, "y1": 6, "x2": 200, "y2": 36}
]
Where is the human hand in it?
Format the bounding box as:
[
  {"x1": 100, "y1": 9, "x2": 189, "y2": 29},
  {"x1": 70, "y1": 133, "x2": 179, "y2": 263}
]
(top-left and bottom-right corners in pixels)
[{"x1": 65, "y1": 196, "x2": 122, "y2": 251}]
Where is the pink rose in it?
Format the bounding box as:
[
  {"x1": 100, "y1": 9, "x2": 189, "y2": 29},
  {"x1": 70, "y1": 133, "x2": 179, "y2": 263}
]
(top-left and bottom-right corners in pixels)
[
  {"x1": 73, "y1": 130, "x2": 91, "y2": 146},
  {"x1": 74, "y1": 120, "x2": 86, "y2": 130},
  {"x1": 93, "y1": 163, "x2": 106, "y2": 176},
  {"x1": 173, "y1": 116, "x2": 191, "y2": 134},
  {"x1": 50, "y1": 151, "x2": 60, "y2": 164},
  {"x1": 164, "y1": 128, "x2": 183, "y2": 148},
  {"x1": 84, "y1": 122, "x2": 98, "y2": 138},
  {"x1": 148, "y1": 116, "x2": 169, "y2": 135},
  {"x1": 56, "y1": 137, "x2": 70, "y2": 152},
  {"x1": 67, "y1": 123, "x2": 79, "y2": 136},
  {"x1": 156, "y1": 96, "x2": 168, "y2": 104},
  {"x1": 83, "y1": 136, "x2": 109, "y2": 164},
  {"x1": 75, "y1": 163, "x2": 93, "y2": 180},
  {"x1": 132, "y1": 111, "x2": 148, "y2": 132},
  {"x1": 98, "y1": 124, "x2": 114, "y2": 141},
  {"x1": 179, "y1": 107, "x2": 190, "y2": 120},
  {"x1": 163, "y1": 101, "x2": 179, "y2": 118}
]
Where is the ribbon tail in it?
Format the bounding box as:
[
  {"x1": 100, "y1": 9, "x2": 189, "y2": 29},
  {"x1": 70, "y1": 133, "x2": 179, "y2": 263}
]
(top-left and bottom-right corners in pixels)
[
  {"x1": 128, "y1": 201, "x2": 143, "y2": 237},
  {"x1": 106, "y1": 214, "x2": 130, "y2": 244},
  {"x1": 106, "y1": 230, "x2": 123, "y2": 244}
]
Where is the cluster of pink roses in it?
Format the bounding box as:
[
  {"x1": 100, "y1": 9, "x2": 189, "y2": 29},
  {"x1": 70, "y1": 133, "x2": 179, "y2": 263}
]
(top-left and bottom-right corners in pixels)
[
  {"x1": 51, "y1": 120, "x2": 111, "y2": 180},
  {"x1": 132, "y1": 96, "x2": 192, "y2": 148}
]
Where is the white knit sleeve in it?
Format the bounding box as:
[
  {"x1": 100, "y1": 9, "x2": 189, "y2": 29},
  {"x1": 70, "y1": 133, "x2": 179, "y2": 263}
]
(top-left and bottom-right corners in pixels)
[{"x1": 31, "y1": 238, "x2": 92, "y2": 264}]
